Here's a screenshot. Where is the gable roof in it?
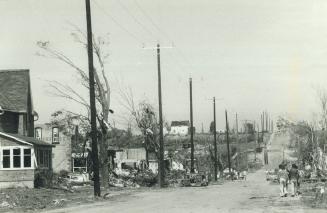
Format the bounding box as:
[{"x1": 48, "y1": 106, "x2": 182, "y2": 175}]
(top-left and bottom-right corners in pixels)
[
  {"x1": 171, "y1": 120, "x2": 190, "y2": 127},
  {"x1": 0, "y1": 132, "x2": 54, "y2": 147},
  {"x1": 0, "y1": 69, "x2": 31, "y2": 112}
]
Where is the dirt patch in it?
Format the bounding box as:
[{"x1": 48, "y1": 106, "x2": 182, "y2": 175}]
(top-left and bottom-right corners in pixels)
[{"x1": 0, "y1": 186, "x2": 146, "y2": 212}]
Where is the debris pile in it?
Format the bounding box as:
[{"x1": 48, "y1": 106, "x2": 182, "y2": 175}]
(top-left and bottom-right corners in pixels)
[
  {"x1": 166, "y1": 170, "x2": 186, "y2": 186},
  {"x1": 109, "y1": 169, "x2": 157, "y2": 188}
]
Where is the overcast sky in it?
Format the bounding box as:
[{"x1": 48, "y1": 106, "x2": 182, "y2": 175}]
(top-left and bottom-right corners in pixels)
[{"x1": 1, "y1": 0, "x2": 327, "y2": 131}]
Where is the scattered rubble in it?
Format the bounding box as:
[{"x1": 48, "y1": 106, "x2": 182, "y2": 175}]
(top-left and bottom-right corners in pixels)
[{"x1": 109, "y1": 169, "x2": 156, "y2": 188}]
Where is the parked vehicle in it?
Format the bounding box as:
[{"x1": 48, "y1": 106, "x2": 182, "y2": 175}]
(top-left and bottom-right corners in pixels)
[
  {"x1": 223, "y1": 168, "x2": 239, "y2": 180},
  {"x1": 64, "y1": 173, "x2": 90, "y2": 185},
  {"x1": 180, "y1": 173, "x2": 208, "y2": 187}
]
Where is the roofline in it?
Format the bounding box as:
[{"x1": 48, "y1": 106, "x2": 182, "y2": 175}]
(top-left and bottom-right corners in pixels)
[
  {"x1": 0, "y1": 69, "x2": 29, "y2": 73},
  {"x1": 2, "y1": 109, "x2": 27, "y2": 113},
  {"x1": 0, "y1": 132, "x2": 33, "y2": 146}
]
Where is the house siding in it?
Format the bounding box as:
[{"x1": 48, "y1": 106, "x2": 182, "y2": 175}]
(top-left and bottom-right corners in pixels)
[
  {"x1": 0, "y1": 135, "x2": 24, "y2": 146},
  {"x1": 0, "y1": 169, "x2": 34, "y2": 188},
  {"x1": 35, "y1": 124, "x2": 72, "y2": 173},
  {"x1": 0, "y1": 135, "x2": 35, "y2": 188}
]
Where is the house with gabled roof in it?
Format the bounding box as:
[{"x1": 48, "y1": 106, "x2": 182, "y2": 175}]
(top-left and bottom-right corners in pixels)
[
  {"x1": 169, "y1": 120, "x2": 191, "y2": 136},
  {"x1": 34, "y1": 123, "x2": 72, "y2": 173},
  {"x1": 0, "y1": 69, "x2": 54, "y2": 188},
  {"x1": 0, "y1": 69, "x2": 35, "y2": 136}
]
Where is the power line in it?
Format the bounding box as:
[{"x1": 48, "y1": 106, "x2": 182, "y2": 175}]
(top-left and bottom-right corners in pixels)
[
  {"x1": 133, "y1": 0, "x2": 173, "y2": 43},
  {"x1": 92, "y1": 0, "x2": 144, "y2": 44},
  {"x1": 114, "y1": 0, "x2": 158, "y2": 41},
  {"x1": 132, "y1": 0, "x2": 194, "y2": 70}
]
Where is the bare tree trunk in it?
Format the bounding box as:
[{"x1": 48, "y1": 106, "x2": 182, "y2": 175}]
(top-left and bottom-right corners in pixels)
[
  {"x1": 99, "y1": 133, "x2": 109, "y2": 188},
  {"x1": 145, "y1": 137, "x2": 149, "y2": 167}
]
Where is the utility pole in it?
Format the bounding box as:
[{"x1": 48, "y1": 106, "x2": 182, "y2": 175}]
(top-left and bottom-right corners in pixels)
[
  {"x1": 268, "y1": 116, "x2": 271, "y2": 132},
  {"x1": 157, "y1": 44, "x2": 165, "y2": 187},
  {"x1": 213, "y1": 97, "x2": 218, "y2": 181},
  {"x1": 261, "y1": 112, "x2": 265, "y2": 132},
  {"x1": 266, "y1": 111, "x2": 269, "y2": 132},
  {"x1": 189, "y1": 78, "x2": 194, "y2": 173},
  {"x1": 85, "y1": 0, "x2": 100, "y2": 197},
  {"x1": 225, "y1": 110, "x2": 231, "y2": 174},
  {"x1": 261, "y1": 112, "x2": 265, "y2": 140},
  {"x1": 236, "y1": 113, "x2": 239, "y2": 145}
]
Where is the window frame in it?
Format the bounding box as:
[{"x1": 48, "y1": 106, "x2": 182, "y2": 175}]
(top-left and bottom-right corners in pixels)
[
  {"x1": 35, "y1": 127, "x2": 43, "y2": 140},
  {"x1": 0, "y1": 146, "x2": 34, "y2": 170},
  {"x1": 52, "y1": 127, "x2": 60, "y2": 144},
  {"x1": 36, "y1": 148, "x2": 52, "y2": 169}
]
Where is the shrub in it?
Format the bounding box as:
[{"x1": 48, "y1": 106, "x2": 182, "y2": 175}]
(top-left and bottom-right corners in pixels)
[{"x1": 34, "y1": 170, "x2": 57, "y2": 188}]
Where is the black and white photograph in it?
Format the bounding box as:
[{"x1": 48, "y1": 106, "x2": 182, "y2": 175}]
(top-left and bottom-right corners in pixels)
[{"x1": 1, "y1": 0, "x2": 327, "y2": 212}]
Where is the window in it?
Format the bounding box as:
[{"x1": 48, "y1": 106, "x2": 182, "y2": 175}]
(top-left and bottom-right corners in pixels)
[
  {"x1": 35, "y1": 127, "x2": 42, "y2": 140},
  {"x1": 1, "y1": 148, "x2": 33, "y2": 169},
  {"x1": 52, "y1": 127, "x2": 59, "y2": 144},
  {"x1": 13, "y1": 148, "x2": 21, "y2": 168},
  {"x1": 36, "y1": 149, "x2": 51, "y2": 169},
  {"x1": 2, "y1": 149, "x2": 10, "y2": 168},
  {"x1": 24, "y1": 149, "x2": 31, "y2": 168}
]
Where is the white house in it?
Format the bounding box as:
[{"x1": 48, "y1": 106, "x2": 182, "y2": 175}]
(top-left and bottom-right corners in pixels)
[{"x1": 169, "y1": 121, "x2": 190, "y2": 136}]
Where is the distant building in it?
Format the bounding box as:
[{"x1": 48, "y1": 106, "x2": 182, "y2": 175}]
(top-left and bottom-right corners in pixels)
[
  {"x1": 115, "y1": 148, "x2": 147, "y2": 171},
  {"x1": 34, "y1": 124, "x2": 72, "y2": 173},
  {"x1": 114, "y1": 148, "x2": 183, "y2": 174},
  {"x1": 169, "y1": 120, "x2": 190, "y2": 135}
]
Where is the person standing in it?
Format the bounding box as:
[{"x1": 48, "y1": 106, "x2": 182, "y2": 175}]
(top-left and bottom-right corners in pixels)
[
  {"x1": 278, "y1": 164, "x2": 289, "y2": 197},
  {"x1": 288, "y1": 164, "x2": 300, "y2": 197}
]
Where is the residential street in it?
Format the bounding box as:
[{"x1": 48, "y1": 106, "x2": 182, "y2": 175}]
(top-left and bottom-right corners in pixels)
[
  {"x1": 43, "y1": 133, "x2": 325, "y2": 213},
  {"x1": 2, "y1": 1, "x2": 327, "y2": 212}
]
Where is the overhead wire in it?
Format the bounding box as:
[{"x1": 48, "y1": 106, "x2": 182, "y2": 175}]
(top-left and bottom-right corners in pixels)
[
  {"x1": 133, "y1": 0, "x2": 173, "y2": 43},
  {"x1": 132, "y1": 0, "x2": 195, "y2": 72},
  {"x1": 95, "y1": 0, "x2": 194, "y2": 81},
  {"x1": 114, "y1": 0, "x2": 158, "y2": 41},
  {"x1": 92, "y1": 0, "x2": 145, "y2": 44}
]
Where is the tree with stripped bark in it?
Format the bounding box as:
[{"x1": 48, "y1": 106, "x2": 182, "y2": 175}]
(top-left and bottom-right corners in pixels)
[{"x1": 36, "y1": 26, "x2": 112, "y2": 188}]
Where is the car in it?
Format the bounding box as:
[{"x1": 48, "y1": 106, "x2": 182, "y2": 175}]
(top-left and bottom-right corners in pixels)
[
  {"x1": 180, "y1": 173, "x2": 208, "y2": 187},
  {"x1": 223, "y1": 168, "x2": 239, "y2": 180},
  {"x1": 64, "y1": 173, "x2": 90, "y2": 185}
]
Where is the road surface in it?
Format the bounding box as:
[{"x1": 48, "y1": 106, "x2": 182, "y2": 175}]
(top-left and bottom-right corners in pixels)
[{"x1": 45, "y1": 133, "x2": 324, "y2": 213}]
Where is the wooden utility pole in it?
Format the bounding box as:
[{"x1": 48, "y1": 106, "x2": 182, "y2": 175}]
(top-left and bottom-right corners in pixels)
[
  {"x1": 225, "y1": 110, "x2": 231, "y2": 174},
  {"x1": 261, "y1": 112, "x2": 264, "y2": 140},
  {"x1": 236, "y1": 113, "x2": 239, "y2": 144},
  {"x1": 157, "y1": 44, "x2": 165, "y2": 187},
  {"x1": 213, "y1": 97, "x2": 218, "y2": 181},
  {"x1": 261, "y1": 112, "x2": 264, "y2": 132},
  {"x1": 189, "y1": 78, "x2": 194, "y2": 173},
  {"x1": 85, "y1": 0, "x2": 100, "y2": 197},
  {"x1": 266, "y1": 111, "x2": 269, "y2": 132}
]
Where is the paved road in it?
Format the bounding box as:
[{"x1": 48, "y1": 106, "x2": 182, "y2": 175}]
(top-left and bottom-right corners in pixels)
[{"x1": 45, "y1": 133, "x2": 325, "y2": 213}]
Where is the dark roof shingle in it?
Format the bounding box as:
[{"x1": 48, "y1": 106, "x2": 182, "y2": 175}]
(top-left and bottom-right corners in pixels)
[
  {"x1": 4, "y1": 132, "x2": 54, "y2": 147},
  {"x1": 171, "y1": 120, "x2": 190, "y2": 127},
  {"x1": 0, "y1": 69, "x2": 31, "y2": 112}
]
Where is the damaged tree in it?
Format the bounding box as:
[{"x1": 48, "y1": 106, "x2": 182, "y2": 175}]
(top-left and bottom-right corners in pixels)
[
  {"x1": 36, "y1": 26, "x2": 112, "y2": 189},
  {"x1": 118, "y1": 89, "x2": 166, "y2": 165}
]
